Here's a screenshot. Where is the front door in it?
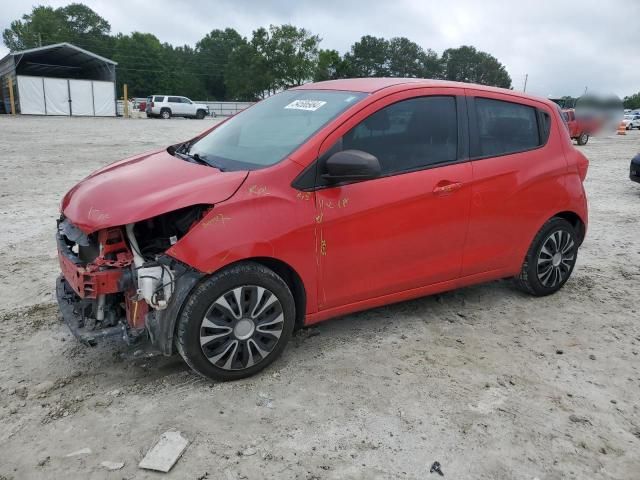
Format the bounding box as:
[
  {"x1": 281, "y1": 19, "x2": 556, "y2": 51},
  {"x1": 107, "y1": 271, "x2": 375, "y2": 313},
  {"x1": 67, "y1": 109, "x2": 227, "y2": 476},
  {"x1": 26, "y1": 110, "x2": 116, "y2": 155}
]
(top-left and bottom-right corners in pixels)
[{"x1": 315, "y1": 91, "x2": 472, "y2": 310}]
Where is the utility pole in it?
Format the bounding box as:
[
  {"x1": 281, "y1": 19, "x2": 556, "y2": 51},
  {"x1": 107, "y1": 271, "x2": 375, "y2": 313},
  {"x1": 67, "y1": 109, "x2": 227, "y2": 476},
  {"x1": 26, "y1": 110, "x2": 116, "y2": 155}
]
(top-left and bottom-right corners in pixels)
[
  {"x1": 523, "y1": 73, "x2": 528, "y2": 92},
  {"x1": 38, "y1": 33, "x2": 42, "y2": 47}
]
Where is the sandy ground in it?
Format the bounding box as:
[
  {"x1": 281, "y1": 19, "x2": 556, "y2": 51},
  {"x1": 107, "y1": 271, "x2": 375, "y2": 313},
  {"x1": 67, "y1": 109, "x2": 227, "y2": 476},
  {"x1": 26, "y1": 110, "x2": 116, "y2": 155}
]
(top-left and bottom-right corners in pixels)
[{"x1": 0, "y1": 115, "x2": 639, "y2": 480}]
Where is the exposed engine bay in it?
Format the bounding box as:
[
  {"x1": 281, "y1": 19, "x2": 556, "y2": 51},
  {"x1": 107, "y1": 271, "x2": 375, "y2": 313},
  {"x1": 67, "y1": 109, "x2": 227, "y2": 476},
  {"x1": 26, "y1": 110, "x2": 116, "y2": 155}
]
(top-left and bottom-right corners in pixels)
[{"x1": 56, "y1": 205, "x2": 209, "y2": 346}]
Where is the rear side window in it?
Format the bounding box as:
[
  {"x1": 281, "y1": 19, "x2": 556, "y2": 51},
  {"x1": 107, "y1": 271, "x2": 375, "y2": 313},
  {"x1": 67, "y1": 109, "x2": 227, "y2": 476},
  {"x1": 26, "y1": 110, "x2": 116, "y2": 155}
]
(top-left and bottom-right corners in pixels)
[
  {"x1": 153, "y1": 96, "x2": 165, "y2": 102},
  {"x1": 474, "y1": 98, "x2": 540, "y2": 157},
  {"x1": 342, "y1": 96, "x2": 458, "y2": 175},
  {"x1": 539, "y1": 111, "x2": 552, "y2": 143}
]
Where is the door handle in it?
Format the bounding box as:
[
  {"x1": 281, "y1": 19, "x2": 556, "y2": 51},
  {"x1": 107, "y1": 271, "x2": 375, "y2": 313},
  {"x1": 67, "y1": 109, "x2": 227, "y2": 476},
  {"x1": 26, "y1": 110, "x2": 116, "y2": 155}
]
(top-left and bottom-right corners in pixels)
[{"x1": 433, "y1": 182, "x2": 463, "y2": 194}]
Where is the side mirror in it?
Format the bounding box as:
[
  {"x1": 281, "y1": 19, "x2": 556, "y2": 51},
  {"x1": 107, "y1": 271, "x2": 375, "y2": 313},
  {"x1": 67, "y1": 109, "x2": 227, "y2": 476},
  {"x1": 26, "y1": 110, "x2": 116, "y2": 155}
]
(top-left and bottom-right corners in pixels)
[{"x1": 322, "y1": 150, "x2": 381, "y2": 183}]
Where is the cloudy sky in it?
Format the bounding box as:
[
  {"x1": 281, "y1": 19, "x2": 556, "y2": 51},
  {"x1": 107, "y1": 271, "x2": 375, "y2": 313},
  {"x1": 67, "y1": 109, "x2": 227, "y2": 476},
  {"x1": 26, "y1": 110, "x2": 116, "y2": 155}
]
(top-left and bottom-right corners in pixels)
[{"x1": 1, "y1": 0, "x2": 638, "y2": 98}]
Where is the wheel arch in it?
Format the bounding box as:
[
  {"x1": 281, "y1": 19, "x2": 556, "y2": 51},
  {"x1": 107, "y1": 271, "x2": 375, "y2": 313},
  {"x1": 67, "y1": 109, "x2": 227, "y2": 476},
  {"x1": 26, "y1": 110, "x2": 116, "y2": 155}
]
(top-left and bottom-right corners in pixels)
[
  {"x1": 189, "y1": 257, "x2": 307, "y2": 329},
  {"x1": 553, "y1": 210, "x2": 586, "y2": 245},
  {"x1": 241, "y1": 257, "x2": 307, "y2": 329}
]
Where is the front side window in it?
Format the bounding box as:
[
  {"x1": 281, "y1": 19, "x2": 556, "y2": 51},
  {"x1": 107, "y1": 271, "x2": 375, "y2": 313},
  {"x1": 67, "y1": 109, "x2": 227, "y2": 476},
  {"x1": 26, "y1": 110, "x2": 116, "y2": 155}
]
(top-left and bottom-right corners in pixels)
[
  {"x1": 181, "y1": 98, "x2": 192, "y2": 104},
  {"x1": 341, "y1": 96, "x2": 458, "y2": 176},
  {"x1": 475, "y1": 98, "x2": 540, "y2": 157},
  {"x1": 188, "y1": 90, "x2": 365, "y2": 170},
  {"x1": 168, "y1": 96, "x2": 181, "y2": 103}
]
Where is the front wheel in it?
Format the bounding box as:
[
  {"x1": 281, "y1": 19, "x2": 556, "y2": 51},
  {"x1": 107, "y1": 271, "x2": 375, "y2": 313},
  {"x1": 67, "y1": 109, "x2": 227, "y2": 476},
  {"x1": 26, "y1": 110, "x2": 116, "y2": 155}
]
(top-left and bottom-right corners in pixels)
[
  {"x1": 196, "y1": 110, "x2": 206, "y2": 119},
  {"x1": 577, "y1": 132, "x2": 589, "y2": 145},
  {"x1": 176, "y1": 262, "x2": 295, "y2": 381},
  {"x1": 514, "y1": 217, "x2": 579, "y2": 296}
]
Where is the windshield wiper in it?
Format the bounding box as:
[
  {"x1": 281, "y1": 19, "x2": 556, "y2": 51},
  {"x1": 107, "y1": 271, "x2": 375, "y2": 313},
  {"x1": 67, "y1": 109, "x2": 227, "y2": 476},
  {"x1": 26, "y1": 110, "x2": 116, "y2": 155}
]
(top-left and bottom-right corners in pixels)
[
  {"x1": 174, "y1": 151, "x2": 226, "y2": 171},
  {"x1": 191, "y1": 153, "x2": 226, "y2": 171}
]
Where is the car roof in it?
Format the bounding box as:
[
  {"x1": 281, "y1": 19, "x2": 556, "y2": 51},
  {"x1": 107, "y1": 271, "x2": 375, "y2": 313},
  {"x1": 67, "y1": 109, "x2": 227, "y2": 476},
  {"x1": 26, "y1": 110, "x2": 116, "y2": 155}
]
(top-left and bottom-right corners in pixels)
[{"x1": 293, "y1": 77, "x2": 553, "y2": 105}]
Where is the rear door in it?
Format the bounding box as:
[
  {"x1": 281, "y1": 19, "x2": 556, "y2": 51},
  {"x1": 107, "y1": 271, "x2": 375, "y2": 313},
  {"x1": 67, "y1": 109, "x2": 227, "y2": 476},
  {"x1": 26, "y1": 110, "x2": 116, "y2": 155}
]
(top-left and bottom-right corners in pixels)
[
  {"x1": 462, "y1": 91, "x2": 566, "y2": 276},
  {"x1": 167, "y1": 96, "x2": 184, "y2": 115},
  {"x1": 314, "y1": 88, "x2": 473, "y2": 310}
]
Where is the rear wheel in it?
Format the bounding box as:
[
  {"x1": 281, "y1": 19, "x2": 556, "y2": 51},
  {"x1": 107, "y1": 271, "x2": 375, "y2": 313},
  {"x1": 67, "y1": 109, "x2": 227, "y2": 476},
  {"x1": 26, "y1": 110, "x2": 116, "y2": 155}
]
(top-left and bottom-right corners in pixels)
[
  {"x1": 176, "y1": 262, "x2": 295, "y2": 381},
  {"x1": 160, "y1": 108, "x2": 171, "y2": 119},
  {"x1": 515, "y1": 217, "x2": 579, "y2": 296},
  {"x1": 577, "y1": 132, "x2": 589, "y2": 145}
]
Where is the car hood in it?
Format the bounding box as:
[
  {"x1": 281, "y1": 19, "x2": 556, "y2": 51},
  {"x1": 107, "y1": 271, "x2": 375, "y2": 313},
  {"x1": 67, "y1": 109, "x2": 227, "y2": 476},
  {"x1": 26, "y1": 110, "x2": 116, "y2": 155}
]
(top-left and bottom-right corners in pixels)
[{"x1": 61, "y1": 149, "x2": 248, "y2": 233}]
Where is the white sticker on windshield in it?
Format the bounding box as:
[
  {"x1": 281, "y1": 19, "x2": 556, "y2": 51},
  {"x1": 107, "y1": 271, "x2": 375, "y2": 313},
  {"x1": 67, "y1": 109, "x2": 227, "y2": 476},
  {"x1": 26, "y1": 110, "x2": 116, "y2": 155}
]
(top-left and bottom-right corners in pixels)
[{"x1": 285, "y1": 100, "x2": 327, "y2": 111}]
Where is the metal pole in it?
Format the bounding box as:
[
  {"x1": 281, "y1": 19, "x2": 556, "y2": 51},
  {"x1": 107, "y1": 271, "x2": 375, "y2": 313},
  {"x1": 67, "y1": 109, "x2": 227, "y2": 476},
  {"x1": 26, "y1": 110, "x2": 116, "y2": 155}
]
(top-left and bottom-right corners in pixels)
[
  {"x1": 8, "y1": 77, "x2": 16, "y2": 115},
  {"x1": 123, "y1": 83, "x2": 129, "y2": 118},
  {"x1": 523, "y1": 73, "x2": 528, "y2": 92}
]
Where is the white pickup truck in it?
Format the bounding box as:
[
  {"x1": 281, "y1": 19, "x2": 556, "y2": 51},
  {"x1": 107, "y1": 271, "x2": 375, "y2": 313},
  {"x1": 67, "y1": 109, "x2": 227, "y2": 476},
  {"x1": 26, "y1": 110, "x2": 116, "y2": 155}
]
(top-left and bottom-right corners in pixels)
[{"x1": 146, "y1": 95, "x2": 209, "y2": 119}]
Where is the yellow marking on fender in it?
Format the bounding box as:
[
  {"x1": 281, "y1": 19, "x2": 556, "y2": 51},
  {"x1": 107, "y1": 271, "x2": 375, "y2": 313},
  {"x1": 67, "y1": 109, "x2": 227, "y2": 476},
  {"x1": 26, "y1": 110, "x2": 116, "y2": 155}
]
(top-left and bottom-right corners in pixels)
[
  {"x1": 201, "y1": 213, "x2": 230, "y2": 228},
  {"x1": 248, "y1": 184, "x2": 270, "y2": 196}
]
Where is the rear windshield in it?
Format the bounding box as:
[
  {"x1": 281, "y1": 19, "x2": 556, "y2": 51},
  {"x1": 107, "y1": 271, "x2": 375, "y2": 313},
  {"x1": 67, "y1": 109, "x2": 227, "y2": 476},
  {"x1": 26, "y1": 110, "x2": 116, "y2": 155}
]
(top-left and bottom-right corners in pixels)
[{"x1": 188, "y1": 90, "x2": 366, "y2": 170}]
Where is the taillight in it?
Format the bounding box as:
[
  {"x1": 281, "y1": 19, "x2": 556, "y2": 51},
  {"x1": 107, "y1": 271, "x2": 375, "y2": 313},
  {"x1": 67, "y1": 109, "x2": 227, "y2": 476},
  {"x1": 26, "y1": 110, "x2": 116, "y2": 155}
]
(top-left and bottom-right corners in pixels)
[{"x1": 150, "y1": 102, "x2": 154, "y2": 107}]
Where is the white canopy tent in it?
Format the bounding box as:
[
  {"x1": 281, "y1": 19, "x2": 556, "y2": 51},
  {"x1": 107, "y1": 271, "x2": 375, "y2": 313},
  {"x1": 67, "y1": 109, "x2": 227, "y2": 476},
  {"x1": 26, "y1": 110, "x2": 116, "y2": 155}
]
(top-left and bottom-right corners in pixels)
[{"x1": 0, "y1": 43, "x2": 117, "y2": 116}]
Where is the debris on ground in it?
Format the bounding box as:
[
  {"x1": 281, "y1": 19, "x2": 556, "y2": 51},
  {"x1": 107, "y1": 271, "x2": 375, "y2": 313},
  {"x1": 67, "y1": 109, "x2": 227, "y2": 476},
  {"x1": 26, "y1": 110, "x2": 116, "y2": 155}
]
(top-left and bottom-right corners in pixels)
[
  {"x1": 569, "y1": 414, "x2": 592, "y2": 425},
  {"x1": 100, "y1": 461, "x2": 124, "y2": 471},
  {"x1": 65, "y1": 447, "x2": 92, "y2": 457},
  {"x1": 139, "y1": 431, "x2": 189, "y2": 473},
  {"x1": 430, "y1": 461, "x2": 444, "y2": 476},
  {"x1": 256, "y1": 392, "x2": 273, "y2": 408}
]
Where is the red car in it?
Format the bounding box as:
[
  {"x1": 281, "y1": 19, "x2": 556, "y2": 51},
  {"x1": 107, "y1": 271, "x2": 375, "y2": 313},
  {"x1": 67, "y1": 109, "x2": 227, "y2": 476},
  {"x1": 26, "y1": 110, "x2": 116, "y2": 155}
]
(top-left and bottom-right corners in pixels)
[
  {"x1": 561, "y1": 108, "x2": 599, "y2": 145},
  {"x1": 57, "y1": 78, "x2": 589, "y2": 380}
]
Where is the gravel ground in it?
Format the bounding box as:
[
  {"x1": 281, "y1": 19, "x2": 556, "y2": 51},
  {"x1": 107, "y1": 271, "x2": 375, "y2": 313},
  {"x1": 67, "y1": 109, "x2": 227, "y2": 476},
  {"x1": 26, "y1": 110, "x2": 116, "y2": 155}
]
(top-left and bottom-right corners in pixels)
[{"x1": 0, "y1": 116, "x2": 639, "y2": 480}]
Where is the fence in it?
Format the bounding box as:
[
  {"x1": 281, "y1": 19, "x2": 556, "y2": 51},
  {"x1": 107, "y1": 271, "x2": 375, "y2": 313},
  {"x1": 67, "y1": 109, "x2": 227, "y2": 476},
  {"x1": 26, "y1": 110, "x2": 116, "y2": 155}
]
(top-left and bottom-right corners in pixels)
[{"x1": 116, "y1": 98, "x2": 254, "y2": 117}]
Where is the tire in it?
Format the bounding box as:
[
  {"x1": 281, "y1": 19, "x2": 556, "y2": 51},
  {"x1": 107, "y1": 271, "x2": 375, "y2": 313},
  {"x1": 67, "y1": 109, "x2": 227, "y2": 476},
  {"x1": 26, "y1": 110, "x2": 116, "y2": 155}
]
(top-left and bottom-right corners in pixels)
[
  {"x1": 196, "y1": 110, "x2": 205, "y2": 119},
  {"x1": 577, "y1": 132, "x2": 589, "y2": 145},
  {"x1": 514, "y1": 217, "x2": 579, "y2": 296},
  {"x1": 176, "y1": 262, "x2": 295, "y2": 381},
  {"x1": 160, "y1": 109, "x2": 171, "y2": 119}
]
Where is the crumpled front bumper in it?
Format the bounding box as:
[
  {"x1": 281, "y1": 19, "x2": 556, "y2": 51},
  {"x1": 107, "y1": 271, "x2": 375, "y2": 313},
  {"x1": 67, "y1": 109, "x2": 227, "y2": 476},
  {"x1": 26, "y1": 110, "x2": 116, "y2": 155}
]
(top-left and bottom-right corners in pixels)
[{"x1": 56, "y1": 275, "x2": 127, "y2": 346}]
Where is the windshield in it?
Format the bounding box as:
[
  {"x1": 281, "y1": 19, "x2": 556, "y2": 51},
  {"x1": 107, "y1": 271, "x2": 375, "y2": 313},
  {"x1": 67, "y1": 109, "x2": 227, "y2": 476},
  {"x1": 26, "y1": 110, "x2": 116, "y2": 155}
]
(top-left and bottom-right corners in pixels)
[{"x1": 188, "y1": 90, "x2": 366, "y2": 170}]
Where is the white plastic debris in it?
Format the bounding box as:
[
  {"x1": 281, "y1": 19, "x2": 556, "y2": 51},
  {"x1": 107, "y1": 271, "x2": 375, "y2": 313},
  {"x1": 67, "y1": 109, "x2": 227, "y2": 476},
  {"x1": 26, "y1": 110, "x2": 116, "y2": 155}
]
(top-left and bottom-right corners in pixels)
[
  {"x1": 139, "y1": 431, "x2": 189, "y2": 472},
  {"x1": 65, "y1": 447, "x2": 92, "y2": 457},
  {"x1": 101, "y1": 461, "x2": 124, "y2": 471}
]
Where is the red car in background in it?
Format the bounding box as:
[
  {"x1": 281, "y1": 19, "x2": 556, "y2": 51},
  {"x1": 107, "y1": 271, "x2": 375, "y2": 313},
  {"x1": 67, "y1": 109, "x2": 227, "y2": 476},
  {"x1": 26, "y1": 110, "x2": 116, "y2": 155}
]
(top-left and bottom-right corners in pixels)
[
  {"x1": 562, "y1": 108, "x2": 600, "y2": 145},
  {"x1": 56, "y1": 78, "x2": 589, "y2": 380}
]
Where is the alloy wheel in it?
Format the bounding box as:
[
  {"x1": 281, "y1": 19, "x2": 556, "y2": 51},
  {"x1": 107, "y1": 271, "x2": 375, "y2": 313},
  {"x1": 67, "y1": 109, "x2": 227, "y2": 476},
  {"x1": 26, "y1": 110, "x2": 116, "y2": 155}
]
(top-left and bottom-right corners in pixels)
[
  {"x1": 199, "y1": 285, "x2": 284, "y2": 371},
  {"x1": 537, "y1": 230, "x2": 575, "y2": 288}
]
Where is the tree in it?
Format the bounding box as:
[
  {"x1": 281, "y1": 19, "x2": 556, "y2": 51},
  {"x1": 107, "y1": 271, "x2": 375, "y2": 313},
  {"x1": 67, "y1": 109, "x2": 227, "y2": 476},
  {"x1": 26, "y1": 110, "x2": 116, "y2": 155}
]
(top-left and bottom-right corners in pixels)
[
  {"x1": 344, "y1": 35, "x2": 389, "y2": 77},
  {"x1": 441, "y1": 45, "x2": 512, "y2": 88},
  {"x1": 313, "y1": 49, "x2": 348, "y2": 82},
  {"x1": 225, "y1": 41, "x2": 272, "y2": 100},
  {"x1": 111, "y1": 32, "x2": 166, "y2": 97},
  {"x1": 2, "y1": 3, "x2": 110, "y2": 53},
  {"x1": 3, "y1": 6, "x2": 68, "y2": 50},
  {"x1": 196, "y1": 28, "x2": 245, "y2": 100},
  {"x1": 623, "y1": 92, "x2": 640, "y2": 110},
  {"x1": 387, "y1": 37, "x2": 442, "y2": 78},
  {"x1": 263, "y1": 24, "x2": 321, "y2": 89}
]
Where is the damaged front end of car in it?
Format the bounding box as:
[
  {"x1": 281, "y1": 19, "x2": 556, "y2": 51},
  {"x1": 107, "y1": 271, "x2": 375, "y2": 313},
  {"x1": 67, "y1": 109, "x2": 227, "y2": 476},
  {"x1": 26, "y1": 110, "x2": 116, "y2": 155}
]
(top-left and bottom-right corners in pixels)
[{"x1": 56, "y1": 205, "x2": 208, "y2": 353}]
